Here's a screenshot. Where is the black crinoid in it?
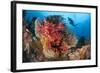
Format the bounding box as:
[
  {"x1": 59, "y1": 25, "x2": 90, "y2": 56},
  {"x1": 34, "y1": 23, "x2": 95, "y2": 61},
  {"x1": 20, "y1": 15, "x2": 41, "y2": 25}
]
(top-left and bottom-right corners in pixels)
[{"x1": 45, "y1": 15, "x2": 65, "y2": 24}]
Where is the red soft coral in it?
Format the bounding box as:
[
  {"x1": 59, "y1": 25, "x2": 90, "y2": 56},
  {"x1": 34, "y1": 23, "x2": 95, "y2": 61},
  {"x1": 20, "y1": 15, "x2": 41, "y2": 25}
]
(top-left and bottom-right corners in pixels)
[{"x1": 37, "y1": 22, "x2": 68, "y2": 53}]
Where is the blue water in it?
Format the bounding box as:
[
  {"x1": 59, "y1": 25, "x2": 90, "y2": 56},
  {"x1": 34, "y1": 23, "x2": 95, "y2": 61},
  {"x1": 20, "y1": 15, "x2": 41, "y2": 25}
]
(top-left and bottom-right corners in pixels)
[{"x1": 23, "y1": 10, "x2": 91, "y2": 40}]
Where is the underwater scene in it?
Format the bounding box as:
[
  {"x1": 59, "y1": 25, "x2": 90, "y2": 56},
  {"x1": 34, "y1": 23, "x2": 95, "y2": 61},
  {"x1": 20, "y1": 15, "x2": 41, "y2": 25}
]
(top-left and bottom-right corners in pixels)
[{"x1": 23, "y1": 10, "x2": 91, "y2": 62}]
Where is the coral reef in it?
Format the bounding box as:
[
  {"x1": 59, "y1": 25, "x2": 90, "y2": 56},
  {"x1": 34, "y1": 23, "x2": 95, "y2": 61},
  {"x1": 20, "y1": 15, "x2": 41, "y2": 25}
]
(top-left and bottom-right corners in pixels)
[{"x1": 23, "y1": 15, "x2": 91, "y2": 62}]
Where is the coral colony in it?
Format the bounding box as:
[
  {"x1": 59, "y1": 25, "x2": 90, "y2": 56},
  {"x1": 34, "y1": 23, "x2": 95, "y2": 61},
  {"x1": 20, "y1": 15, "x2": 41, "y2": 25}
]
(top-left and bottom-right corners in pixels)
[{"x1": 23, "y1": 13, "x2": 91, "y2": 62}]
